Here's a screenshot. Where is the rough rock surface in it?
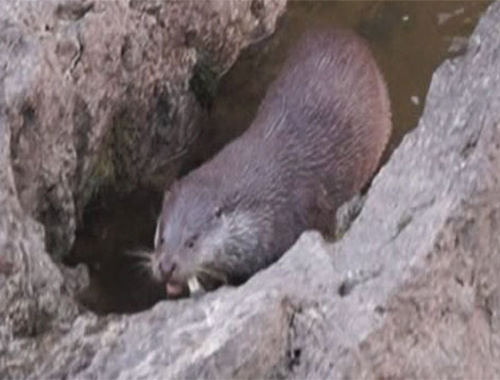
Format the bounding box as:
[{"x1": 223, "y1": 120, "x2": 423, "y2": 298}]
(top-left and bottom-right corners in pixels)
[
  {"x1": 3, "y1": 1, "x2": 500, "y2": 379},
  {"x1": 0, "y1": 0, "x2": 286, "y2": 376},
  {"x1": 1, "y1": 0, "x2": 287, "y2": 258}
]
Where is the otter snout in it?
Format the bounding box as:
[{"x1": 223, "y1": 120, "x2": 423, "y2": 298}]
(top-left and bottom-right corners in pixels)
[
  {"x1": 159, "y1": 256, "x2": 177, "y2": 280},
  {"x1": 155, "y1": 254, "x2": 190, "y2": 299}
]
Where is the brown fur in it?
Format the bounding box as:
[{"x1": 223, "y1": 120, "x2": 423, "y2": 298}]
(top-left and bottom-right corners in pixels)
[{"x1": 154, "y1": 28, "x2": 392, "y2": 296}]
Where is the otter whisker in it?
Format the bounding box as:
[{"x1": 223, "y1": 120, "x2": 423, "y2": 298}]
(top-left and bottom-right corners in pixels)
[
  {"x1": 196, "y1": 266, "x2": 229, "y2": 291},
  {"x1": 133, "y1": 260, "x2": 153, "y2": 276},
  {"x1": 123, "y1": 250, "x2": 157, "y2": 279},
  {"x1": 124, "y1": 250, "x2": 153, "y2": 261},
  {"x1": 200, "y1": 267, "x2": 228, "y2": 283}
]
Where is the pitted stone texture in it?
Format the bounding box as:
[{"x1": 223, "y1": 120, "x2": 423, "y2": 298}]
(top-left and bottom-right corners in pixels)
[
  {"x1": 0, "y1": 0, "x2": 286, "y2": 377},
  {"x1": 1, "y1": 0, "x2": 286, "y2": 258}
]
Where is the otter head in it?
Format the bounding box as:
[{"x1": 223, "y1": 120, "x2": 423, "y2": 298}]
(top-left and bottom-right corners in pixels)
[{"x1": 152, "y1": 180, "x2": 264, "y2": 299}]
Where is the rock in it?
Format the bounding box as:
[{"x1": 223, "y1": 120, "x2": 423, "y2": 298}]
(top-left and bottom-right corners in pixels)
[
  {"x1": 286, "y1": 1, "x2": 500, "y2": 377},
  {"x1": 335, "y1": 194, "x2": 365, "y2": 240},
  {"x1": 0, "y1": 107, "x2": 80, "y2": 378},
  {"x1": 3, "y1": 0, "x2": 500, "y2": 378},
  {"x1": 1, "y1": 0, "x2": 286, "y2": 259},
  {"x1": 0, "y1": 0, "x2": 286, "y2": 377}
]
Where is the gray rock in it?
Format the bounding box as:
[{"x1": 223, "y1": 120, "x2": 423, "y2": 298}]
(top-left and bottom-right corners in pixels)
[
  {"x1": 1, "y1": 0, "x2": 286, "y2": 259},
  {"x1": 285, "y1": 1, "x2": 500, "y2": 376},
  {"x1": 335, "y1": 194, "x2": 366, "y2": 239},
  {"x1": 4, "y1": 0, "x2": 500, "y2": 379},
  {"x1": 0, "y1": 0, "x2": 286, "y2": 377}
]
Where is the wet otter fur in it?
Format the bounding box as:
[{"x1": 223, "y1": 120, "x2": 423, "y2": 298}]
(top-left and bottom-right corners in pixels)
[{"x1": 152, "y1": 27, "x2": 392, "y2": 298}]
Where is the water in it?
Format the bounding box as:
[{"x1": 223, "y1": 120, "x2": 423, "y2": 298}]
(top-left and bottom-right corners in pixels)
[{"x1": 185, "y1": 0, "x2": 490, "y2": 169}]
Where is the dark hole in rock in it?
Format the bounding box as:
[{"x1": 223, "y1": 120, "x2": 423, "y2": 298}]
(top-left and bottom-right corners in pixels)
[
  {"x1": 66, "y1": 189, "x2": 165, "y2": 314},
  {"x1": 21, "y1": 103, "x2": 36, "y2": 128},
  {"x1": 67, "y1": 1, "x2": 490, "y2": 315},
  {"x1": 338, "y1": 280, "x2": 356, "y2": 297},
  {"x1": 288, "y1": 348, "x2": 302, "y2": 370}
]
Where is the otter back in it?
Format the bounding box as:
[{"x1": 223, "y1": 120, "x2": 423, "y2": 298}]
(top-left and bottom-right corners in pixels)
[
  {"x1": 155, "y1": 28, "x2": 392, "y2": 295},
  {"x1": 204, "y1": 28, "x2": 391, "y2": 238}
]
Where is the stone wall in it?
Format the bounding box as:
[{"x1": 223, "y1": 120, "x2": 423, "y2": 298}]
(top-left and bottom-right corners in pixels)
[{"x1": 0, "y1": 0, "x2": 286, "y2": 376}]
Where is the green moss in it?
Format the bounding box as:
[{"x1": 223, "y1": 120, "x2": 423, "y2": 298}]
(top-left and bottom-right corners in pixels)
[
  {"x1": 189, "y1": 51, "x2": 220, "y2": 110},
  {"x1": 91, "y1": 158, "x2": 115, "y2": 186},
  {"x1": 85, "y1": 142, "x2": 116, "y2": 202},
  {"x1": 109, "y1": 108, "x2": 137, "y2": 180},
  {"x1": 85, "y1": 106, "x2": 139, "y2": 202}
]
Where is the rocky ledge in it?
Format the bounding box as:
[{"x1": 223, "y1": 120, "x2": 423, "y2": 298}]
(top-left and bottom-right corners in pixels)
[{"x1": 2, "y1": 0, "x2": 500, "y2": 379}]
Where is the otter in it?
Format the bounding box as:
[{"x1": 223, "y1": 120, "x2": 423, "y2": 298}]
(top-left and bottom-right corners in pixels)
[{"x1": 152, "y1": 28, "x2": 392, "y2": 298}]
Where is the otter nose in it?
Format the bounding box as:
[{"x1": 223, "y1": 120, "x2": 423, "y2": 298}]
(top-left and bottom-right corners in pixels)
[{"x1": 159, "y1": 257, "x2": 177, "y2": 280}]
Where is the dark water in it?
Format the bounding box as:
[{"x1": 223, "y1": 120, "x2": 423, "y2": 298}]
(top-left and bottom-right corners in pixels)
[
  {"x1": 186, "y1": 0, "x2": 490, "y2": 168},
  {"x1": 71, "y1": 1, "x2": 491, "y2": 314}
]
